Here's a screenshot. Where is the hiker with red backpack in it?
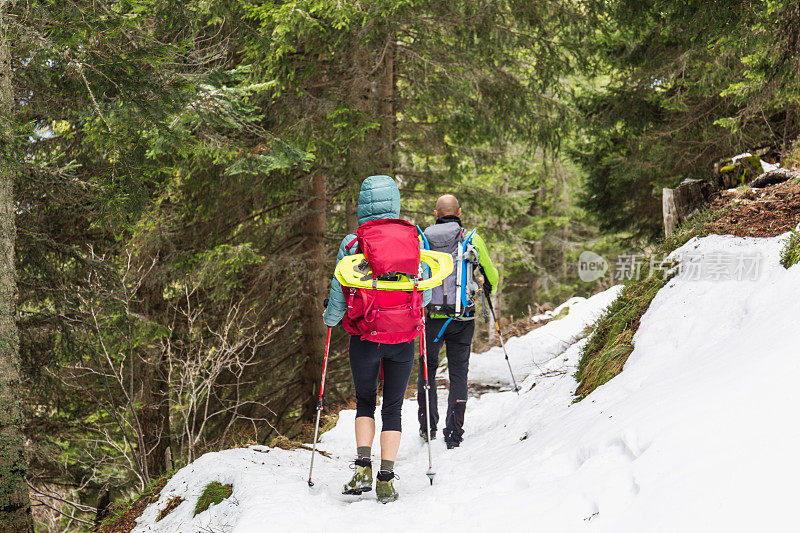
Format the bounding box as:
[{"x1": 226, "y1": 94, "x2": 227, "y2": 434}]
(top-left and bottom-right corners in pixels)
[
  {"x1": 419, "y1": 194, "x2": 499, "y2": 449},
  {"x1": 322, "y1": 175, "x2": 432, "y2": 503}
]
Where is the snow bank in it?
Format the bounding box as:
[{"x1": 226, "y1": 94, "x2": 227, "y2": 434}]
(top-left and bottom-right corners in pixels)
[
  {"x1": 468, "y1": 288, "x2": 621, "y2": 388},
  {"x1": 133, "y1": 233, "x2": 800, "y2": 533}
]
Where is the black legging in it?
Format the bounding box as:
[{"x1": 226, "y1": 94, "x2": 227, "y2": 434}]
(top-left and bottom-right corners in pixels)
[
  {"x1": 418, "y1": 318, "x2": 474, "y2": 443},
  {"x1": 349, "y1": 336, "x2": 414, "y2": 432}
]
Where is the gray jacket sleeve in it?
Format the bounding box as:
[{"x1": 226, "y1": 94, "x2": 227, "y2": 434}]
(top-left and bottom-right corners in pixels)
[
  {"x1": 323, "y1": 234, "x2": 357, "y2": 327},
  {"x1": 322, "y1": 234, "x2": 432, "y2": 327}
]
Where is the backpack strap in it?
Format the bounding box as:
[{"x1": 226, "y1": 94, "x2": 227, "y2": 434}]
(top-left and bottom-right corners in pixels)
[
  {"x1": 411, "y1": 277, "x2": 420, "y2": 317},
  {"x1": 346, "y1": 237, "x2": 358, "y2": 253},
  {"x1": 463, "y1": 228, "x2": 476, "y2": 245},
  {"x1": 417, "y1": 226, "x2": 430, "y2": 250},
  {"x1": 364, "y1": 277, "x2": 378, "y2": 322}
]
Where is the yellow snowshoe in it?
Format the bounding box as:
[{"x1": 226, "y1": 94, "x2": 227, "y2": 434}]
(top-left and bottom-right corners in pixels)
[{"x1": 334, "y1": 250, "x2": 453, "y2": 291}]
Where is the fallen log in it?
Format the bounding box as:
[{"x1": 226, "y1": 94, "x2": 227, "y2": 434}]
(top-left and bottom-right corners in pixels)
[{"x1": 748, "y1": 168, "x2": 800, "y2": 188}]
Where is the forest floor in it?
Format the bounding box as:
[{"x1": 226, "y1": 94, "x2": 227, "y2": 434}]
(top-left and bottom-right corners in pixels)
[
  {"x1": 127, "y1": 229, "x2": 800, "y2": 532},
  {"x1": 708, "y1": 180, "x2": 800, "y2": 237}
]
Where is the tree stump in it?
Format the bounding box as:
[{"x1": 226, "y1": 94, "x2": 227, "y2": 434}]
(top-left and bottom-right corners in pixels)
[
  {"x1": 94, "y1": 486, "x2": 111, "y2": 528},
  {"x1": 662, "y1": 188, "x2": 678, "y2": 237},
  {"x1": 663, "y1": 179, "x2": 715, "y2": 237}
]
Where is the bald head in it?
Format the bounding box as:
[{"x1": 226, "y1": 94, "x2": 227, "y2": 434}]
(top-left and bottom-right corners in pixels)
[{"x1": 434, "y1": 194, "x2": 461, "y2": 218}]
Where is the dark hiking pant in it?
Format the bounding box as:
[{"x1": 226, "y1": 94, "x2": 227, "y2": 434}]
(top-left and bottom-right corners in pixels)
[
  {"x1": 349, "y1": 335, "x2": 414, "y2": 432},
  {"x1": 417, "y1": 318, "x2": 474, "y2": 444}
]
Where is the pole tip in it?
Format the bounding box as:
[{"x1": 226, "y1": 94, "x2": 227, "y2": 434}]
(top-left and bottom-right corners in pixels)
[
  {"x1": 426, "y1": 470, "x2": 436, "y2": 485},
  {"x1": 307, "y1": 479, "x2": 314, "y2": 487}
]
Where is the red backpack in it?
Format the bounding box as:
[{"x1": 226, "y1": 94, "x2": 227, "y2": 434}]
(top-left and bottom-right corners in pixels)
[{"x1": 341, "y1": 219, "x2": 424, "y2": 343}]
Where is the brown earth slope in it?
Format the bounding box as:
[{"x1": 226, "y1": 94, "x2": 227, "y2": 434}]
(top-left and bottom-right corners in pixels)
[{"x1": 707, "y1": 181, "x2": 800, "y2": 237}]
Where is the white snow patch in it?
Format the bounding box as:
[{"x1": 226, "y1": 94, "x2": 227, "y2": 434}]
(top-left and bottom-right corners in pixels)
[
  {"x1": 133, "y1": 234, "x2": 800, "y2": 532},
  {"x1": 761, "y1": 160, "x2": 780, "y2": 173}
]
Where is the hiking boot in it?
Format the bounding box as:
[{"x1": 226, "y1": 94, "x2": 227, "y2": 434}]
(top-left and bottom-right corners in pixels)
[
  {"x1": 419, "y1": 427, "x2": 437, "y2": 441},
  {"x1": 445, "y1": 439, "x2": 460, "y2": 449},
  {"x1": 342, "y1": 458, "x2": 372, "y2": 495},
  {"x1": 375, "y1": 470, "x2": 399, "y2": 503}
]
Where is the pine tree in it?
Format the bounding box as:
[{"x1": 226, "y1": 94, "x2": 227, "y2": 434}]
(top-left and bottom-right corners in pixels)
[{"x1": 0, "y1": 0, "x2": 33, "y2": 529}]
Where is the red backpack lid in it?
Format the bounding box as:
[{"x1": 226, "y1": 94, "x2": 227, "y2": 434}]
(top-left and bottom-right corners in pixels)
[{"x1": 355, "y1": 219, "x2": 421, "y2": 277}]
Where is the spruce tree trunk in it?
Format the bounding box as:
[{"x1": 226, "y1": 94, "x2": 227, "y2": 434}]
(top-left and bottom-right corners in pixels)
[
  {"x1": 353, "y1": 31, "x2": 396, "y2": 175},
  {"x1": 375, "y1": 34, "x2": 396, "y2": 174},
  {"x1": 137, "y1": 344, "x2": 170, "y2": 480},
  {"x1": 345, "y1": 197, "x2": 357, "y2": 234},
  {"x1": 300, "y1": 173, "x2": 327, "y2": 421},
  {"x1": 134, "y1": 239, "x2": 171, "y2": 480},
  {"x1": 0, "y1": 1, "x2": 34, "y2": 529}
]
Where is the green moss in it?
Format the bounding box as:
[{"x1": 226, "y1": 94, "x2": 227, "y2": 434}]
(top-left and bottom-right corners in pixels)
[
  {"x1": 742, "y1": 155, "x2": 763, "y2": 184},
  {"x1": 719, "y1": 155, "x2": 762, "y2": 185},
  {"x1": 780, "y1": 231, "x2": 800, "y2": 268},
  {"x1": 742, "y1": 154, "x2": 762, "y2": 170},
  {"x1": 194, "y1": 481, "x2": 233, "y2": 516}
]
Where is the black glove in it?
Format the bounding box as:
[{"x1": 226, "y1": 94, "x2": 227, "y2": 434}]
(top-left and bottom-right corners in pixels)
[
  {"x1": 323, "y1": 298, "x2": 329, "y2": 309},
  {"x1": 482, "y1": 279, "x2": 493, "y2": 296}
]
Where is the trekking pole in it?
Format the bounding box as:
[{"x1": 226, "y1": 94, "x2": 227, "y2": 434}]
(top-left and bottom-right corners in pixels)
[
  {"x1": 484, "y1": 293, "x2": 520, "y2": 395},
  {"x1": 420, "y1": 315, "x2": 436, "y2": 485},
  {"x1": 307, "y1": 327, "x2": 333, "y2": 487}
]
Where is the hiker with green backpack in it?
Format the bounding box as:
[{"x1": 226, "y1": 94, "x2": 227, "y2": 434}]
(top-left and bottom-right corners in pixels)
[
  {"x1": 418, "y1": 194, "x2": 499, "y2": 449},
  {"x1": 321, "y1": 175, "x2": 433, "y2": 503}
]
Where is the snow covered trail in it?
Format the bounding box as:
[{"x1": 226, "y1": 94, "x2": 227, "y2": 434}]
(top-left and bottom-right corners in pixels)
[{"x1": 133, "y1": 234, "x2": 800, "y2": 533}]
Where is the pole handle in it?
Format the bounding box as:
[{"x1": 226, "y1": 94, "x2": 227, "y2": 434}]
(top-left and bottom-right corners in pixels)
[{"x1": 317, "y1": 327, "x2": 333, "y2": 400}]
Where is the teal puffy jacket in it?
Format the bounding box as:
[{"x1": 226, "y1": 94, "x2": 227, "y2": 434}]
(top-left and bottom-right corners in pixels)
[{"x1": 323, "y1": 175, "x2": 431, "y2": 327}]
